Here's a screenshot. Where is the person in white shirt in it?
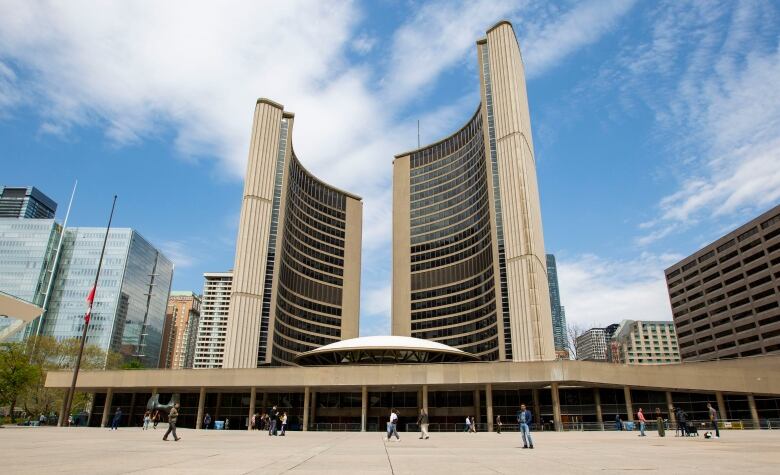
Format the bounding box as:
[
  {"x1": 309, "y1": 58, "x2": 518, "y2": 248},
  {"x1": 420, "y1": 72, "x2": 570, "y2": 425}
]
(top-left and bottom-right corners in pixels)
[
  {"x1": 386, "y1": 409, "x2": 400, "y2": 441},
  {"x1": 464, "y1": 415, "x2": 471, "y2": 433}
]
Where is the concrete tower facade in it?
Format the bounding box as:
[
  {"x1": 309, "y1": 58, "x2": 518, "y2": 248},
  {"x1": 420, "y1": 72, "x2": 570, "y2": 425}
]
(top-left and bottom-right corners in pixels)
[
  {"x1": 223, "y1": 99, "x2": 362, "y2": 367},
  {"x1": 392, "y1": 21, "x2": 554, "y2": 361}
]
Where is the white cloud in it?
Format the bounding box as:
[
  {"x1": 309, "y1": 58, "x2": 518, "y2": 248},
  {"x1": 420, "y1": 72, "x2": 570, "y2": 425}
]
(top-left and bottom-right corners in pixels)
[
  {"x1": 351, "y1": 33, "x2": 376, "y2": 55},
  {"x1": 557, "y1": 252, "x2": 682, "y2": 328},
  {"x1": 518, "y1": 0, "x2": 637, "y2": 79},
  {"x1": 159, "y1": 240, "x2": 196, "y2": 269}
]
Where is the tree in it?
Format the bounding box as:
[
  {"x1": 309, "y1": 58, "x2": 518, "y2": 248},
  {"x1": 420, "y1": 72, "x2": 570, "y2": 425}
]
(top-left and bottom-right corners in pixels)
[
  {"x1": 566, "y1": 323, "x2": 590, "y2": 360},
  {"x1": 0, "y1": 343, "x2": 41, "y2": 422}
]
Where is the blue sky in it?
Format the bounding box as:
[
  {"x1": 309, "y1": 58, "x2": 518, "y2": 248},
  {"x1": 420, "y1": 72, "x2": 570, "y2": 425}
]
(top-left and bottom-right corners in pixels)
[{"x1": 1, "y1": 0, "x2": 779, "y2": 334}]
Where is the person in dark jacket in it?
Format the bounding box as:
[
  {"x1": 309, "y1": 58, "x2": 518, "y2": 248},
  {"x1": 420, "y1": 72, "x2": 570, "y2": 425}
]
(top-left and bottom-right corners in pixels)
[
  {"x1": 615, "y1": 414, "x2": 623, "y2": 431},
  {"x1": 269, "y1": 406, "x2": 279, "y2": 436},
  {"x1": 517, "y1": 404, "x2": 534, "y2": 449},
  {"x1": 110, "y1": 407, "x2": 122, "y2": 430},
  {"x1": 163, "y1": 403, "x2": 180, "y2": 441},
  {"x1": 675, "y1": 407, "x2": 688, "y2": 436}
]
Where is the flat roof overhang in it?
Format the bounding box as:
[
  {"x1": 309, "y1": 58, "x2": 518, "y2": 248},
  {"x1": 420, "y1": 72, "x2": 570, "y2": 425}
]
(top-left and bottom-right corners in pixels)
[{"x1": 45, "y1": 356, "x2": 780, "y2": 395}]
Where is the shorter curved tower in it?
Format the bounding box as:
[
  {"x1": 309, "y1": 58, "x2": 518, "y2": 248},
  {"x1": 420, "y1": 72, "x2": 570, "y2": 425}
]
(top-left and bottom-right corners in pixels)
[{"x1": 223, "y1": 99, "x2": 362, "y2": 367}]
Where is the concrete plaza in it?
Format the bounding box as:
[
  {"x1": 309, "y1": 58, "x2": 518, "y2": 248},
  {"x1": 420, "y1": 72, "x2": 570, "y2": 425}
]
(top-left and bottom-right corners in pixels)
[{"x1": 1, "y1": 426, "x2": 779, "y2": 474}]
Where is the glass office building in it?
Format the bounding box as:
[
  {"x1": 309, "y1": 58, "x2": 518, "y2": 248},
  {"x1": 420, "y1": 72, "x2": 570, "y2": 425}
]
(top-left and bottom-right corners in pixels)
[
  {"x1": 0, "y1": 186, "x2": 57, "y2": 219},
  {"x1": 546, "y1": 254, "x2": 568, "y2": 354},
  {"x1": 0, "y1": 218, "x2": 60, "y2": 340},
  {"x1": 41, "y1": 228, "x2": 173, "y2": 367}
]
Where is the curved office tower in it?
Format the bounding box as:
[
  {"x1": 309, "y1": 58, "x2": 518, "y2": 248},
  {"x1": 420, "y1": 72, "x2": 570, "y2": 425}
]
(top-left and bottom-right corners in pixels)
[
  {"x1": 223, "y1": 99, "x2": 362, "y2": 367},
  {"x1": 392, "y1": 21, "x2": 554, "y2": 361}
]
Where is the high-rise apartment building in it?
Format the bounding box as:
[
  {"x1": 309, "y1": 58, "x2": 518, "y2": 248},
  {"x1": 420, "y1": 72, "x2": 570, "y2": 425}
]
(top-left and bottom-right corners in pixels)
[
  {"x1": 575, "y1": 328, "x2": 608, "y2": 361},
  {"x1": 0, "y1": 218, "x2": 60, "y2": 340},
  {"x1": 610, "y1": 320, "x2": 680, "y2": 364},
  {"x1": 194, "y1": 271, "x2": 232, "y2": 369},
  {"x1": 546, "y1": 254, "x2": 568, "y2": 355},
  {"x1": 161, "y1": 291, "x2": 201, "y2": 369},
  {"x1": 0, "y1": 186, "x2": 57, "y2": 219},
  {"x1": 665, "y1": 204, "x2": 780, "y2": 361},
  {"x1": 221, "y1": 99, "x2": 362, "y2": 368},
  {"x1": 392, "y1": 21, "x2": 554, "y2": 361}
]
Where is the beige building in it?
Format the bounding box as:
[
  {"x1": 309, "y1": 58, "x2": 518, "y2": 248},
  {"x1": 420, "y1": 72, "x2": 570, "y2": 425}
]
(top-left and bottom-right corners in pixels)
[
  {"x1": 222, "y1": 99, "x2": 362, "y2": 368},
  {"x1": 666, "y1": 204, "x2": 780, "y2": 361},
  {"x1": 193, "y1": 272, "x2": 232, "y2": 369},
  {"x1": 392, "y1": 21, "x2": 554, "y2": 361},
  {"x1": 611, "y1": 320, "x2": 681, "y2": 365},
  {"x1": 160, "y1": 291, "x2": 201, "y2": 369}
]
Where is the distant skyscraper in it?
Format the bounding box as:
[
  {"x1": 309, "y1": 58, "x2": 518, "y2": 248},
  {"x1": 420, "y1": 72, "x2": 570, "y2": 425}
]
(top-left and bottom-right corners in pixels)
[
  {"x1": 665, "y1": 204, "x2": 780, "y2": 361},
  {"x1": 546, "y1": 254, "x2": 568, "y2": 354},
  {"x1": 610, "y1": 320, "x2": 680, "y2": 364},
  {"x1": 221, "y1": 99, "x2": 362, "y2": 368},
  {"x1": 0, "y1": 186, "x2": 57, "y2": 219},
  {"x1": 41, "y1": 228, "x2": 173, "y2": 367},
  {"x1": 194, "y1": 271, "x2": 232, "y2": 369},
  {"x1": 576, "y1": 328, "x2": 608, "y2": 361},
  {"x1": 161, "y1": 291, "x2": 201, "y2": 369},
  {"x1": 392, "y1": 21, "x2": 554, "y2": 361},
  {"x1": 0, "y1": 218, "x2": 60, "y2": 340}
]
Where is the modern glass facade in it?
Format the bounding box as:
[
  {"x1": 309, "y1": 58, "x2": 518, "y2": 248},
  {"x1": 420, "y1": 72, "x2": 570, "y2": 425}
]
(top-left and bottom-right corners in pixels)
[
  {"x1": 0, "y1": 218, "x2": 60, "y2": 340},
  {"x1": 0, "y1": 186, "x2": 57, "y2": 219},
  {"x1": 406, "y1": 109, "x2": 500, "y2": 360},
  {"x1": 41, "y1": 228, "x2": 173, "y2": 367},
  {"x1": 546, "y1": 254, "x2": 568, "y2": 353}
]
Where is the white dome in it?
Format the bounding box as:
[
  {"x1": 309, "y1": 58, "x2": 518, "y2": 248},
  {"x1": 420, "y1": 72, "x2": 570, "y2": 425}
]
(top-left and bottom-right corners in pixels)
[
  {"x1": 294, "y1": 335, "x2": 478, "y2": 365},
  {"x1": 313, "y1": 336, "x2": 467, "y2": 353}
]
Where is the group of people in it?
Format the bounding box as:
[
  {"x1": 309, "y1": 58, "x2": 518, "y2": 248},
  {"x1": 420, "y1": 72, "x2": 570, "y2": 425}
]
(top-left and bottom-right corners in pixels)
[
  {"x1": 249, "y1": 405, "x2": 288, "y2": 436},
  {"x1": 615, "y1": 403, "x2": 722, "y2": 439},
  {"x1": 142, "y1": 409, "x2": 161, "y2": 430}
]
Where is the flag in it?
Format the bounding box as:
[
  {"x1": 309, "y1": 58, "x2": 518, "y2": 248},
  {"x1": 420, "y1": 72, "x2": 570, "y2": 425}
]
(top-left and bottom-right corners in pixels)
[{"x1": 85, "y1": 284, "x2": 96, "y2": 324}]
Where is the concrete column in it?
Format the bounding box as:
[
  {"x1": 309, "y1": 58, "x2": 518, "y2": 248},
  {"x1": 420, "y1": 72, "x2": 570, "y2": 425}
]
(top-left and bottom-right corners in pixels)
[
  {"x1": 127, "y1": 392, "x2": 136, "y2": 428},
  {"x1": 422, "y1": 385, "x2": 429, "y2": 412},
  {"x1": 593, "y1": 388, "x2": 604, "y2": 431},
  {"x1": 474, "y1": 389, "x2": 481, "y2": 426},
  {"x1": 214, "y1": 392, "x2": 222, "y2": 421},
  {"x1": 624, "y1": 386, "x2": 634, "y2": 422},
  {"x1": 361, "y1": 386, "x2": 368, "y2": 432},
  {"x1": 551, "y1": 383, "x2": 562, "y2": 432},
  {"x1": 196, "y1": 387, "x2": 206, "y2": 429},
  {"x1": 261, "y1": 392, "x2": 268, "y2": 413},
  {"x1": 666, "y1": 391, "x2": 676, "y2": 423},
  {"x1": 715, "y1": 391, "x2": 727, "y2": 421},
  {"x1": 101, "y1": 388, "x2": 114, "y2": 428},
  {"x1": 310, "y1": 391, "x2": 317, "y2": 425},
  {"x1": 532, "y1": 388, "x2": 542, "y2": 425},
  {"x1": 302, "y1": 387, "x2": 310, "y2": 431},
  {"x1": 485, "y1": 384, "x2": 494, "y2": 432},
  {"x1": 747, "y1": 394, "x2": 760, "y2": 428},
  {"x1": 248, "y1": 387, "x2": 256, "y2": 431}
]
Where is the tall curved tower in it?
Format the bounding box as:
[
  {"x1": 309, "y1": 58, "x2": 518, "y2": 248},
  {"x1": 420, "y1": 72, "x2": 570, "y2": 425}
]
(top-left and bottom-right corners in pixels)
[
  {"x1": 392, "y1": 21, "x2": 554, "y2": 361},
  {"x1": 223, "y1": 99, "x2": 362, "y2": 367}
]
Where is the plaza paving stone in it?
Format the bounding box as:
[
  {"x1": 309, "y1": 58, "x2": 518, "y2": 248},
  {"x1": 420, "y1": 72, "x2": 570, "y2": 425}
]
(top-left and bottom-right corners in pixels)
[{"x1": 1, "y1": 426, "x2": 779, "y2": 474}]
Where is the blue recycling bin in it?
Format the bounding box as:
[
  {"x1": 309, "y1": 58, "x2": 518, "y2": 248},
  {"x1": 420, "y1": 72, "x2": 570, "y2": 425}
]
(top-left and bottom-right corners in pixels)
[
  {"x1": 214, "y1": 420, "x2": 225, "y2": 430},
  {"x1": 624, "y1": 421, "x2": 635, "y2": 431}
]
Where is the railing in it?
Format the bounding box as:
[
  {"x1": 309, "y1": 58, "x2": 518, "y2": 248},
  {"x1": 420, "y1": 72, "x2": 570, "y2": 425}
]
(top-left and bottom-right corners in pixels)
[
  {"x1": 307, "y1": 422, "x2": 361, "y2": 432},
  {"x1": 401, "y1": 419, "x2": 780, "y2": 432}
]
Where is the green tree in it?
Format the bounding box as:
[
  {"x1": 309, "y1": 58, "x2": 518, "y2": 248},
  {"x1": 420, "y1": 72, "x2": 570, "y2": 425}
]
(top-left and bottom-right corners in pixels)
[{"x1": 0, "y1": 342, "x2": 41, "y2": 422}]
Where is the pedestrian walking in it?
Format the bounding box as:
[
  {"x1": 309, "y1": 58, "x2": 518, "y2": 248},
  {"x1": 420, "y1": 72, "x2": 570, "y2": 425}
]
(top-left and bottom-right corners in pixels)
[
  {"x1": 225, "y1": 418, "x2": 230, "y2": 430},
  {"x1": 67, "y1": 415, "x2": 73, "y2": 426},
  {"x1": 470, "y1": 416, "x2": 477, "y2": 433},
  {"x1": 417, "y1": 409, "x2": 429, "y2": 440},
  {"x1": 110, "y1": 407, "x2": 122, "y2": 430},
  {"x1": 464, "y1": 415, "x2": 471, "y2": 433},
  {"x1": 517, "y1": 404, "x2": 534, "y2": 449},
  {"x1": 143, "y1": 410, "x2": 151, "y2": 430},
  {"x1": 203, "y1": 412, "x2": 211, "y2": 430},
  {"x1": 386, "y1": 408, "x2": 400, "y2": 441},
  {"x1": 675, "y1": 407, "x2": 688, "y2": 436},
  {"x1": 162, "y1": 403, "x2": 181, "y2": 441},
  {"x1": 615, "y1": 414, "x2": 623, "y2": 431},
  {"x1": 496, "y1": 415, "x2": 502, "y2": 434},
  {"x1": 152, "y1": 410, "x2": 160, "y2": 429},
  {"x1": 269, "y1": 406, "x2": 279, "y2": 436},
  {"x1": 251, "y1": 413, "x2": 257, "y2": 430},
  {"x1": 707, "y1": 402, "x2": 720, "y2": 438},
  {"x1": 280, "y1": 412, "x2": 288, "y2": 436},
  {"x1": 655, "y1": 408, "x2": 665, "y2": 437},
  {"x1": 637, "y1": 408, "x2": 647, "y2": 436}
]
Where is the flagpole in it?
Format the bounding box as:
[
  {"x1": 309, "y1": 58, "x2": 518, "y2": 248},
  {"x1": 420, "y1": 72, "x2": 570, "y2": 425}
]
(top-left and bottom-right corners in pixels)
[{"x1": 60, "y1": 195, "x2": 117, "y2": 427}]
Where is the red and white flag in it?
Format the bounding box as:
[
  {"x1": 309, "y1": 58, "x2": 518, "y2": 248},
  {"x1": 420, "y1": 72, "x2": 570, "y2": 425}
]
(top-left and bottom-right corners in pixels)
[{"x1": 84, "y1": 284, "x2": 96, "y2": 324}]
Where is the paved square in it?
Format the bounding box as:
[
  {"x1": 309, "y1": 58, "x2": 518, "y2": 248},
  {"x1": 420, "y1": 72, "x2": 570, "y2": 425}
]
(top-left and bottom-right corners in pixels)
[{"x1": 2, "y1": 426, "x2": 779, "y2": 474}]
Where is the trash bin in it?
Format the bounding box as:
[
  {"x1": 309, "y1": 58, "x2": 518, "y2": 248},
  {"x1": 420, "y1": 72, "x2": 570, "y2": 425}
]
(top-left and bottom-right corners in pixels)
[
  {"x1": 624, "y1": 422, "x2": 635, "y2": 431},
  {"x1": 214, "y1": 420, "x2": 225, "y2": 430}
]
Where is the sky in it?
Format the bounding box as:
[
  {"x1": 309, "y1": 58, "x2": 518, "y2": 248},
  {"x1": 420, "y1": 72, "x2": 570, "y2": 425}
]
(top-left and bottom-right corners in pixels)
[{"x1": 1, "y1": 0, "x2": 779, "y2": 335}]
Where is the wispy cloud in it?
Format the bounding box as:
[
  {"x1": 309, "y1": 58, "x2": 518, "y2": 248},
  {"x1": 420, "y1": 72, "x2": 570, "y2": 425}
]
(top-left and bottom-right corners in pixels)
[
  {"x1": 159, "y1": 240, "x2": 197, "y2": 269},
  {"x1": 557, "y1": 252, "x2": 682, "y2": 328}
]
